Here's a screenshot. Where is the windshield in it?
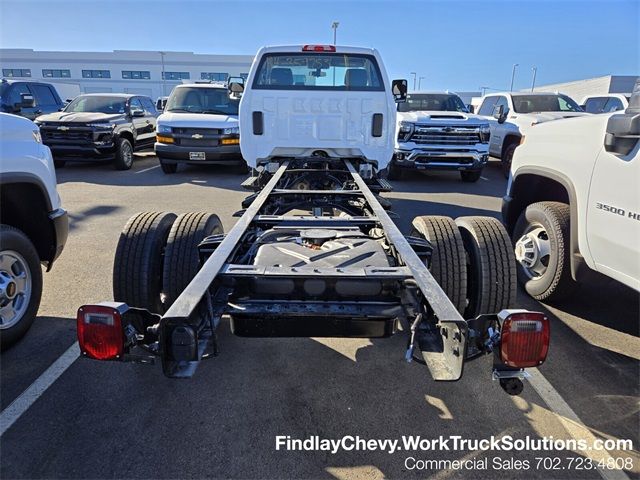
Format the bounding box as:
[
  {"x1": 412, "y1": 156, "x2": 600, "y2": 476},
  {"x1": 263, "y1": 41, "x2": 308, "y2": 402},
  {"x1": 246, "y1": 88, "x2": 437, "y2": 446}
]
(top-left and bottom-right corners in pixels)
[
  {"x1": 252, "y1": 53, "x2": 384, "y2": 91},
  {"x1": 512, "y1": 94, "x2": 582, "y2": 113},
  {"x1": 165, "y1": 87, "x2": 239, "y2": 115},
  {"x1": 398, "y1": 93, "x2": 467, "y2": 112},
  {"x1": 65, "y1": 96, "x2": 127, "y2": 114}
]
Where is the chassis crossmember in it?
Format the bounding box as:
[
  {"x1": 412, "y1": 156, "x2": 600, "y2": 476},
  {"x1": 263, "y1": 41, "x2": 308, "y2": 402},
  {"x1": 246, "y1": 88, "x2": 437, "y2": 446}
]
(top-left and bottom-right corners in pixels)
[{"x1": 79, "y1": 157, "x2": 548, "y2": 394}]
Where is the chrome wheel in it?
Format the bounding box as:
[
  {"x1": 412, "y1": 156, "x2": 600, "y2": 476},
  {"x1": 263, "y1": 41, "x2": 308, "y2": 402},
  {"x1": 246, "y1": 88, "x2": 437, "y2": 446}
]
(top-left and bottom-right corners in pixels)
[
  {"x1": 0, "y1": 250, "x2": 32, "y2": 329},
  {"x1": 514, "y1": 225, "x2": 551, "y2": 279}
]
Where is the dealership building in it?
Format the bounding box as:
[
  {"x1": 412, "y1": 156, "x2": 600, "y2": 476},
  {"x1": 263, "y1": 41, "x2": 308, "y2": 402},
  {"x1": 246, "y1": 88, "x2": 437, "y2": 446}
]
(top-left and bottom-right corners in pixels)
[
  {"x1": 0, "y1": 49, "x2": 255, "y2": 100},
  {"x1": 530, "y1": 75, "x2": 638, "y2": 101}
]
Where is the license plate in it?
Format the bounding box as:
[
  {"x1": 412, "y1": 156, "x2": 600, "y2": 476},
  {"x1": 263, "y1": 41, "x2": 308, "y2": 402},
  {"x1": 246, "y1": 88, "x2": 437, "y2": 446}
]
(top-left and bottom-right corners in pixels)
[{"x1": 189, "y1": 152, "x2": 206, "y2": 161}]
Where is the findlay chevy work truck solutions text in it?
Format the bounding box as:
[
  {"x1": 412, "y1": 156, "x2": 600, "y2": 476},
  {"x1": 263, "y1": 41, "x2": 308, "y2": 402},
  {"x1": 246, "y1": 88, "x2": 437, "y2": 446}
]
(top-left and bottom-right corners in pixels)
[{"x1": 75, "y1": 45, "x2": 550, "y2": 397}]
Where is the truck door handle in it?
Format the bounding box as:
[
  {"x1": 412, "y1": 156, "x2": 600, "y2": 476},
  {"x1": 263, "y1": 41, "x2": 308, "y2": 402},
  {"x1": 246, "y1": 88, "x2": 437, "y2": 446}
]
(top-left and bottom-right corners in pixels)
[
  {"x1": 372, "y1": 113, "x2": 383, "y2": 137},
  {"x1": 252, "y1": 111, "x2": 264, "y2": 135}
]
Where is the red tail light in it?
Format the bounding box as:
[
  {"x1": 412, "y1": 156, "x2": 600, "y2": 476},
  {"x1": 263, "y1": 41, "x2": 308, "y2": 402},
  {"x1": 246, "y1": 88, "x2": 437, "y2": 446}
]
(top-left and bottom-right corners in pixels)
[
  {"x1": 500, "y1": 312, "x2": 549, "y2": 368},
  {"x1": 77, "y1": 305, "x2": 124, "y2": 360},
  {"x1": 302, "y1": 45, "x2": 336, "y2": 52}
]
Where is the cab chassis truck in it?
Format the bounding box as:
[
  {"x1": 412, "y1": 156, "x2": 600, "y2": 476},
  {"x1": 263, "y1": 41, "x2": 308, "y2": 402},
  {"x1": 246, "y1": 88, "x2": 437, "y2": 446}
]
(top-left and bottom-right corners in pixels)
[{"x1": 76, "y1": 46, "x2": 549, "y2": 395}]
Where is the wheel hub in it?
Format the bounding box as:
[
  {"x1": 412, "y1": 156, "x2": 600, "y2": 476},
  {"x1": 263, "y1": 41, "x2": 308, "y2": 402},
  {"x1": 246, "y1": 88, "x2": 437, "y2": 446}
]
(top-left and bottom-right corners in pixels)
[
  {"x1": 515, "y1": 226, "x2": 551, "y2": 278},
  {"x1": 0, "y1": 251, "x2": 32, "y2": 329}
]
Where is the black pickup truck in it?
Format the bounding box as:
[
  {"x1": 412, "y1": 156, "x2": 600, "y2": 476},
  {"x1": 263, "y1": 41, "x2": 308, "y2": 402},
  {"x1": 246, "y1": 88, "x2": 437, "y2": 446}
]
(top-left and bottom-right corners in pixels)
[
  {"x1": 35, "y1": 93, "x2": 159, "y2": 169},
  {"x1": 0, "y1": 79, "x2": 65, "y2": 120}
]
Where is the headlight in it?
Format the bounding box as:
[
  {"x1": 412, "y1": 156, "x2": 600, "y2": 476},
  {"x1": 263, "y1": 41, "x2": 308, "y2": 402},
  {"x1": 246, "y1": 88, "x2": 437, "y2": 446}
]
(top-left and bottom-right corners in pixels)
[
  {"x1": 479, "y1": 124, "x2": 491, "y2": 143},
  {"x1": 399, "y1": 121, "x2": 414, "y2": 133},
  {"x1": 32, "y1": 129, "x2": 42, "y2": 143},
  {"x1": 223, "y1": 126, "x2": 239, "y2": 135},
  {"x1": 87, "y1": 123, "x2": 115, "y2": 129},
  {"x1": 157, "y1": 124, "x2": 172, "y2": 134},
  {"x1": 34, "y1": 120, "x2": 42, "y2": 126}
]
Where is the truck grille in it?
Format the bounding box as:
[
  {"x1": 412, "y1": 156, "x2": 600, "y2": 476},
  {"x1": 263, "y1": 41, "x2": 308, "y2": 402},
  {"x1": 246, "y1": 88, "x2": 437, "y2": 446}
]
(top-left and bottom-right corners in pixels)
[
  {"x1": 409, "y1": 125, "x2": 481, "y2": 145},
  {"x1": 172, "y1": 127, "x2": 222, "y2": 135},
  {"x1": 41, "y1": 126, "x2": 93, "y2": 143},
  {"x1": 172, "y1": 127, "x2": 223, "y2": 147}
]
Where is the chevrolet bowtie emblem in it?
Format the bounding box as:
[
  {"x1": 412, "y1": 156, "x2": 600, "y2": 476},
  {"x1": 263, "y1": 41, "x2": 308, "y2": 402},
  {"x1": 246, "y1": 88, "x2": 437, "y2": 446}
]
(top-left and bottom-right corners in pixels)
[
  {"x1": 191, "y1": 133, "x2": 203, "y2": 139},
  {"x1": 57, "y1": 126, "x2": 70, "y2": 131}
]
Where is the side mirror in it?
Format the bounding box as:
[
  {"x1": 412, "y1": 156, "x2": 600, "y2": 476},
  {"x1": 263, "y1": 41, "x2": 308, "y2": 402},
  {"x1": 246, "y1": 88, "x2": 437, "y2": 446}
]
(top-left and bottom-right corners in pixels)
[
  {"x1": 604, "y1": 113, "x2": 640, "y2": 155},
  {"x1": 20, "y1": 93, "x2": 35, "y2": 108},
  {"x1": 131, "y1": 109, "x2": 145, "y2": 117},
  {"x1": 392, "y1": 79, "x2": 408, "y2": 103},
  {"x1": 492, "y1": 105, "x2": 506, "y2": 123},
  {"x1": 229, "y1": 82, "x2": 244, "y2": 94},
  {"x1": 466, "y1": 104, "x2": 474, "y2": 113},
  {"x1": 16, "y1": 93, "x2": 35, "y2": 110}
]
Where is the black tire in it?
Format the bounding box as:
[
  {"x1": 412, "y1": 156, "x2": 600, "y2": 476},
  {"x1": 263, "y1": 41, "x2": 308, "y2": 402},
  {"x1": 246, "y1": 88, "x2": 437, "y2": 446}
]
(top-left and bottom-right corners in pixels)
[
  {"x1": 387, "y1": 161, "x2": 403, "y2": 180},
  {"x1": 53, "y1": 159, "x2": 66, "y2": 168},
  {"x1": 0, "y1": 225, "x2": 43, "y2": 350},
  {"x1": 113, "y1": 212, "x2": 177, "y2": 313},
  {"x1": 160, "y1": 160, "x2": 178, "y2": 174},
  {"x1": 455, "y1": 216, "x2": 516, "y2": 318},
  {"x1": 114, "y1": 137, "x2": 134, "y2": 170},
  {"x1": 162, "y1": 212, "x2": 223, "y2": 308},
  {"x1": 410, "y1": 216, "x2": 467, "y2": 314},
  {"x1": 460, "y1": 170, "x2": 482, "y2": 182},
  {"x1": 512, "y1": 201, "x2": 575, "y2": 301},
  {"x1": 502, "y1": 143, "x2": 517, "y2": 178}
]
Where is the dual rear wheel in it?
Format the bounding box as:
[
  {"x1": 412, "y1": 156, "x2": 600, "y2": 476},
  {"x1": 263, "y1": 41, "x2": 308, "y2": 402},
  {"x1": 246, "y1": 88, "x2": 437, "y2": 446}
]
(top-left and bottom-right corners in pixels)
[
  {"x1": 113, "y1": 211, "x2": 223, "y2": 313},
  {"x1": 410, "y1": 215, "x2": 516, "y2": 318}
]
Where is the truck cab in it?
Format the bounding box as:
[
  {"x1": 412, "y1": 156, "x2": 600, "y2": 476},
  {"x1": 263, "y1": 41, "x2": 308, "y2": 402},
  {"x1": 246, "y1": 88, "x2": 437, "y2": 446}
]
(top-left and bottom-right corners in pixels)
[
  {"x1": 476, "y1": 92, "x2": 588, "y2": 176},
  {"x1": 237, "y1": 45, "x2": 405, "y2": 173},
  {"x1": 0, "y1": 79, "x2": 64, "y2": 120},
  {"x1": 502, "y1": 80, "x2": 640, "y2": 300}
]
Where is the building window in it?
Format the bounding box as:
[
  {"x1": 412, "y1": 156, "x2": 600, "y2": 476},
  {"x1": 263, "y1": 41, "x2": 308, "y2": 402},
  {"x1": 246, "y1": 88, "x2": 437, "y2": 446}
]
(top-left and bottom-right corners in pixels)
[
  {"x1": 201, "y1": 72, "x2": 228, "y2": 81},
  {"x1": 2, "y1": 68, "x2": 31, "y2": 77},
  {"x1": 82, "y1": 69, "x2": 111, "y2": 79},
  {"x1": 42, "y1": 69, "x2": 71, "y2": 78},
  {"x1": 122, "y1": 70, "x2": 151, "y2": 80},
  {"x1": 163, "y1": 71, "x2": 190, "y2": 80}
]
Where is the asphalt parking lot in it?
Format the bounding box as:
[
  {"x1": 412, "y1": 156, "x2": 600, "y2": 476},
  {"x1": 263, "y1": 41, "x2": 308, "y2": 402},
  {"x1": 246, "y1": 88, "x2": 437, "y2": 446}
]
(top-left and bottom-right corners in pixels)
[{"x1": 1, "y1": 153, "x2": 638, "y2": 479}]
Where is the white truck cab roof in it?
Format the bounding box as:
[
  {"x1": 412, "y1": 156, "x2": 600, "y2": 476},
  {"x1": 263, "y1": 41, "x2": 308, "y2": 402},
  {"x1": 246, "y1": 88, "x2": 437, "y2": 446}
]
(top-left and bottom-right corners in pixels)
[{"x1": 239, "y1": 44, "x2": 399, "y2": 170}]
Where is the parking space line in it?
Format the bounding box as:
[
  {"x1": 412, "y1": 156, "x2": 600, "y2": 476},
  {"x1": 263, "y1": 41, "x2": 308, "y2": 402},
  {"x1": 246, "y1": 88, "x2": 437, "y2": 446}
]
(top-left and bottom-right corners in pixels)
[
  {"x1": 529, "y1": 368, "x2": 630, "y2": 480},
  {"x1": 0, "y1": 342, "x2": 79, "y2": 437},
  {"x1": 480, "y1": 176, "x2": 489, "y2": 181},
  {"x1": 135, "y1": 165, "x2": 160, "y2": 174}
]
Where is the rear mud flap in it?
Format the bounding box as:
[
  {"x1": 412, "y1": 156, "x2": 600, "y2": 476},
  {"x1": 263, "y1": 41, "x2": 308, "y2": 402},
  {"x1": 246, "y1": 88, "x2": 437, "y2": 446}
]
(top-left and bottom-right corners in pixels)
[{"x1": 416, "y1": 320, "x2": 468, "y2": 381}]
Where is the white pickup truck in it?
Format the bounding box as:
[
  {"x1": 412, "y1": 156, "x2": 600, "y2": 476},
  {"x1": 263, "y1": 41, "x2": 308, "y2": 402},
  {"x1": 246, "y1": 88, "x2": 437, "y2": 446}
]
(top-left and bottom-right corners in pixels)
[
  {"x1": 502, "y1": 81, "x2": 640, "y2": 300},
  {"x1": 0, "y1": 113, "x2": 68, "y2": 348},
  {"x1": 476, "y1": 92, "x2": 589, "y2": 176},
  {"x1": 390, "y1": 91, "x2": 490, "y2": 182}
]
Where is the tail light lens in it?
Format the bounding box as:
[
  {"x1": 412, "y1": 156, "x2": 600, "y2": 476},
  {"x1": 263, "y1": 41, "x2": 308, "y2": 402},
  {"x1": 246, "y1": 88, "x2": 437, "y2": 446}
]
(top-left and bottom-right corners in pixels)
[
  {"x1": 77, "y1": 305, "x2": 124, "y2": 360},
  {"x1": 500, "y1": 312, "x2": 549, "y2": 368},
  {"x1": 302, "y1": 45, "x2": 336, "y2": 52}
]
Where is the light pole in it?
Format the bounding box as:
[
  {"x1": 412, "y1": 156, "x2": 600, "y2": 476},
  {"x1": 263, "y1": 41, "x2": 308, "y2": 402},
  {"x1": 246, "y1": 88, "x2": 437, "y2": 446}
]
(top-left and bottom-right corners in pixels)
[
  {"x1": 331, "y1": 21, "x2": 339, "y2": 45},
  {"x1": 410, "y1": 72, "x2": 417, "y2": 91},
  {"x1": 480, "y1": 86, "x2": 490, "y2": 96},
  {"x1": 418, "y1": 76, "x2": 425, "y2": 90},
  {"x1": 159, "y1": 51, "x2": 167, "y2": 96},
  {"x1": 531, "y1": 66, "x2": 538, "y2": 92},
  {"x1": 509, "y1": 63, "x2": 519, "y2": 92}
]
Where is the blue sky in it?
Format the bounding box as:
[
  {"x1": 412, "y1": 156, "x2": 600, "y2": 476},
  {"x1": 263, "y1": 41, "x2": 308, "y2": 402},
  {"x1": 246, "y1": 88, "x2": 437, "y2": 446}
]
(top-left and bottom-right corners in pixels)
[{"x1": 0, "y1": 0, "x2": 637, "y2": 91}]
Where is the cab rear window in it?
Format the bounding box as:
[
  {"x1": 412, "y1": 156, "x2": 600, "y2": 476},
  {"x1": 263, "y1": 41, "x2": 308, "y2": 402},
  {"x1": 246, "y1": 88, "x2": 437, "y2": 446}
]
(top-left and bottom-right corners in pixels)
[{"x1": 252, "y1": 53, "x2": 384, "y2": 91}]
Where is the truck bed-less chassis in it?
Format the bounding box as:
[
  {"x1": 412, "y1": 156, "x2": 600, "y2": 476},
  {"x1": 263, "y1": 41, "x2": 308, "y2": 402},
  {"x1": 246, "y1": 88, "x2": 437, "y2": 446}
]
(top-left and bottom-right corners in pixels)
[{"x1": 77, "y1": 157, "x2": 549, "y2": 395}]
